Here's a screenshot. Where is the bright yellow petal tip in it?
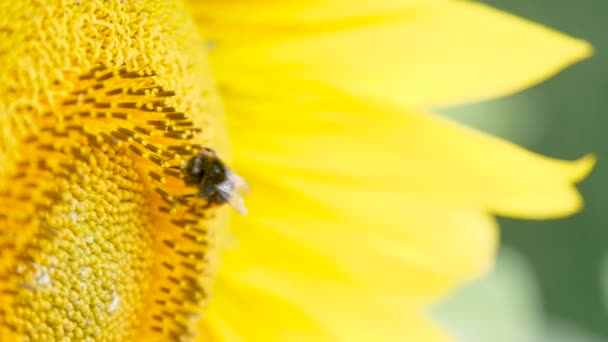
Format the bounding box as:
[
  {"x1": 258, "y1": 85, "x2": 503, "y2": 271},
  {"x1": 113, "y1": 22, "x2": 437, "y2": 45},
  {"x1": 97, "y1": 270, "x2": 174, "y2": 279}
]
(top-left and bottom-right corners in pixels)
[
  {"x1": 200, "y1": 0, "x2": 593, "y2": 108},
  {"x1": 558, "y1": 154, "x2": 596, "y2": 184},
  {"x1": 500, "y1": 153, "x2": 595, "y2": 220}
]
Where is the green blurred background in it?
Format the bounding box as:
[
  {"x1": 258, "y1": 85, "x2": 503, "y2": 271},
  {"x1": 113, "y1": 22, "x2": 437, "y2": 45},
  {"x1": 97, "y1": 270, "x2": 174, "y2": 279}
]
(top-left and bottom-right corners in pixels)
[{"x1": 436, "y1": 0, "x2": 607, "y2": 340}]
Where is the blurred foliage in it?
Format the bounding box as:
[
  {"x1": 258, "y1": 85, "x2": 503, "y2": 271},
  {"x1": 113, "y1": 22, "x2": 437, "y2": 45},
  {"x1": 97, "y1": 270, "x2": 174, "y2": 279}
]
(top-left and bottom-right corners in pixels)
[
  {"x1": 434, "y1": 248, "x2": 605, "y2": 342},
  {"x1": 443, "y1": 0, "x2": 607, "y2": 338},
  {"x1": 433, "y1": 248, "x2": 546, "y2": 342}
]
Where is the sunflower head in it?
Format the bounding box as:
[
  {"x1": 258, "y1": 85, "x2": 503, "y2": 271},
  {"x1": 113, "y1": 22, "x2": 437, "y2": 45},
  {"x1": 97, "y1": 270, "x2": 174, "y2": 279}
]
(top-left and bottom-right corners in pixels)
[{"x1": 0, "y1": 1, "x2": 229, "y2": 340}]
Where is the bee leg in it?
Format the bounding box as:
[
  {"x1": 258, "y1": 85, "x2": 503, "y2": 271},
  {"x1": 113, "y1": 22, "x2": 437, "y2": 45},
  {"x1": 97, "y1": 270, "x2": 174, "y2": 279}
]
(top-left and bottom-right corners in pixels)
[
  {"x1": 201, "y1": 200, "x2": 213, "y2": 210},
  {"x1": 201, "y1": 193, "x2": 222, "y2": 209}
]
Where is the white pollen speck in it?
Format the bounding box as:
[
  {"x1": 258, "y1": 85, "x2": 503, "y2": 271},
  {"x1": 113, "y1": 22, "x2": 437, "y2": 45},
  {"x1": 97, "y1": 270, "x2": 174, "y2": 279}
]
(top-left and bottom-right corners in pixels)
[
  {"x1": 32, "y1": 264, "x2": 52, "y2": 287},
  {"x1": 79, "y1": 266, "x2": 92, "y2": 278},
  {"x1": 68, "y1": 212, "x2": 79, "y2": 222},
  {"x1": 36, "y1": 271, "x2": 51, "y2": 286},
  {"x1": 108, "y1": 292, "x2": 120, "y2": 313},
  {"x1": 48, "y1": 256, "x2": 59, "y2": 266}
]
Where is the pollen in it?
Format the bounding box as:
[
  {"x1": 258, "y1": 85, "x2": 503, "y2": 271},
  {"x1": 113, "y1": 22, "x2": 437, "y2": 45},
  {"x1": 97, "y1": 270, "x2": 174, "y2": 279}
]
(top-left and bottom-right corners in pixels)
[{"x1": 0, "y1": 0, "x2": 227, "y2": 341}]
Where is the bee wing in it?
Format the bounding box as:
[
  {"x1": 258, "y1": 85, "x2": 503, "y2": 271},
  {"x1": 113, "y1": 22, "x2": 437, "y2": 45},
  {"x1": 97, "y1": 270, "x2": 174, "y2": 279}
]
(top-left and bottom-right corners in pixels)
[
  {"x1": 227, "y1": 195, "x2": 248, "y2": 216},
  {"x1": 229, "y1": 170, "x2": 251, "y2": 196},
  {"x1": 216, "y1": 169, "x2": 250, "y2": 215}
]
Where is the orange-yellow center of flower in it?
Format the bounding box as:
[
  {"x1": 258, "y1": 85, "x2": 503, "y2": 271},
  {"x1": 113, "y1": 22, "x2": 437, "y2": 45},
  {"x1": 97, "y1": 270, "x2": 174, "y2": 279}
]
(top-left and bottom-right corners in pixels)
[
  {"x1": 0, "y1": 65, "x2": 222, "y2": 341},
  {"x1": 0, "y1": 145, "x2": 152, "y2": 340},
  {"x1": 0, "y1": 1, "x2": 229, "y2": 340}
]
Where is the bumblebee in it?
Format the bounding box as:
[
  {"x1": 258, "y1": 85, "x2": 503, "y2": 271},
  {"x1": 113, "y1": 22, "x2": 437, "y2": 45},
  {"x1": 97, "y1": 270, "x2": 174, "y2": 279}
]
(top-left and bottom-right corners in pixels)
[{"x1": 182, "y1": 148, "x2": 249, "y2": 215}]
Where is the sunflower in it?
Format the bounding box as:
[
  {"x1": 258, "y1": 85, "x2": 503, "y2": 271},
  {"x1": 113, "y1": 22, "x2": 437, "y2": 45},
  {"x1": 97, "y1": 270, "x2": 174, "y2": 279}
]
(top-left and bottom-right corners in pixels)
[{"x1": 0, "y1": 0, "x2": 592, "y2": 341}]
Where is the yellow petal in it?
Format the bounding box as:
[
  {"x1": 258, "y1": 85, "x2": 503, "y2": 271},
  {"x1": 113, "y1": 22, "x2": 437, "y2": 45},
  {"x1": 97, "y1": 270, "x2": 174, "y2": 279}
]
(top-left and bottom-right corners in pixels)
[
  {"x1": 192, "y1": 0, "x2": 444, "y2": 25},
  {"x1": 227, "y1": 83, "x2": 591, "y2": 219},
  {"x1": 203, "y1": 1, "x2": 590, "y2": 108},
  {"x1": 198, "y1": 276, "x2": 333, "y2": 342},
  {"x1": 202, "y1": 256, "x2": 451, "y2": 342},
  {"x1": 219, "y1": 179, "x2": 498, "y2": 300}
]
